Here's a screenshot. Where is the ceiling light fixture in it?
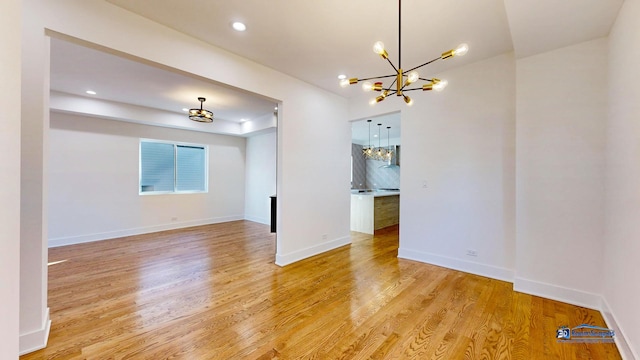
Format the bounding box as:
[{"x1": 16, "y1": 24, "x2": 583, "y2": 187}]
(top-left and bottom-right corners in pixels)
[
  {"x1": 86, "y1": 90, "x2": 96, "y2": 95},
  {"x1": 189, "y1": 97, "x2": 214, "y2": 123},
  {"x1": 340, "y1": 0, "x2": 468, "y2": 105},
  {"x1": 232, "y1": 22, "x2": 246, "y2": 32}
]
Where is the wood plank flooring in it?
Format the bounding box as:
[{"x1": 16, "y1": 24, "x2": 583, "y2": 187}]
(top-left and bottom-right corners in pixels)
[{"x1": 21, "y1": 221, "x2": 621, "y2": 359}]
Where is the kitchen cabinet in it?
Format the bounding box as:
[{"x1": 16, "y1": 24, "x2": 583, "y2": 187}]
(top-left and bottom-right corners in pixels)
[{"x1": 350, "y1": 191, "x2": 399, "y2": 234}]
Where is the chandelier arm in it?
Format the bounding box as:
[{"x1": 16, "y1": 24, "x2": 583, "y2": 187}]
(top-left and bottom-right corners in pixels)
[
  {"x1": 358, "y1": 74, "x2": 398, "y2": 82},
  {"x1": 418, "y1": 77, "x2": 435, "y2": 82},
  {"x1": 385, "y1": 57, "x2": 399, "y2": 73},
  {"x1": 404, "y1": 56, "x2": 442, "y2": 73},
  {"x1": 400, "y1": 87, "x2": 425, "y2": 92},
  {"x1": 386, "y1": 78, "x2": 398, "y2": 92}
]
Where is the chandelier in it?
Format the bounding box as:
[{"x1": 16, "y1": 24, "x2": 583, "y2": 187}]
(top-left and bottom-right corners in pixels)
[
  {"x1": 340, "y1": 0, "x2": 469, "y2": 105},
  {"x1": 362, "y1": 120, "x2": 394, "y2": 161},
  {"x1": 189, "y1": 97, "x2": 214, "y2": 123}
]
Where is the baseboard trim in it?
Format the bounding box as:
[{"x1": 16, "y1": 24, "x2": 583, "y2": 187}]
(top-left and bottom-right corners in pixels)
[
  {"x1": 244, "y1": 215, "x2": 269, "y2": 225},
  {"x1": 275, "y1": 236, "x2": 351, "y2": 266},
  {"x1": 19, "y1": 307, "x2": 51, "y2": 355},
  {"x1": 601, "y1": 297, "x2": 638, "y2": 360},
  {"x1": 397, "y1": 247, "x2": 514, "y2": 283},
  {"x1": 48, "y1": 216, "x2": 245, "y2": 247},
  {"x1": 513, "y1": 276, "x2": 601, "y2": 310}
]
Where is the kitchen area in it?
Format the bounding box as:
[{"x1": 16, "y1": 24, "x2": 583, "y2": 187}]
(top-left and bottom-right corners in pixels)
[{"x1": 350, "y1": 114, "x2": 400, "y2": 234}]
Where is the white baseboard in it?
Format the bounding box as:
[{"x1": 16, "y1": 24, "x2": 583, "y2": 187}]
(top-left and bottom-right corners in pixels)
[
  {"x1": 244, "y1": 215, "x2": 269, "y2": 225},
  {"x1": 19, "y1": 307, "x2": 51, "y2": 356},
  {"x1": 513, "y1": 276, "x2": 601, "y2": 310},
  {"x1": 397, "y1": 247, "x2": 514, "y2": 283},
  {"x1": 275, "y1": 236, "x2": 351, "y2": 266},
  {"x1": 601, "y1": 297, "x2": 638, "y2": 360},
  {"x1": 48, "y1": 215, "x2": 244, "y2": 247}
]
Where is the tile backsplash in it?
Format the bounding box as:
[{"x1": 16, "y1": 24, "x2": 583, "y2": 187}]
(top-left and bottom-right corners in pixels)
[{"x1": 351, "y1": 144, "x2": 400, "y2": 190}]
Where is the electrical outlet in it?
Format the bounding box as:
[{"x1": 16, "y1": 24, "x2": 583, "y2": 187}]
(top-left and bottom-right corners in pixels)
[
  {"x1": 466, "y1": 249, "x2": 478, "y2": 257},
  {"x1": 322, "y1": 234, "x2": 328, "y2": 240}
]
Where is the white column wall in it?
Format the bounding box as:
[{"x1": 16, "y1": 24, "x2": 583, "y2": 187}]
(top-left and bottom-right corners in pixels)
[
  {"x1": 514, "y1": 38, "x2": 608, "y2": 309},
  {"x1": 349, "y1": 53, "x2": 517, "y2": 281},
  {"x1": 20, "y1": 1, "x2": 51, "y2": 354},
  {"x1": 21, "y1": 0, "x2": 350, "y2": 353},
  {"x1": 48, "y1": 113, "x2": 247, "y2": 246},
  {"x1": 604, "y1": 1, "x2": 640, "y2": 358},
  {"x1": 245, "y1": 131, "x2": 277, "y2": 225},
  {"x1": 0, "y1": 0, "x2": 22, "y2": 357}
]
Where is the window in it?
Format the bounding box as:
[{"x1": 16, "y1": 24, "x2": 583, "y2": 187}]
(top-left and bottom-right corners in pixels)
[{"x1": 139, "y1": 139, "x2": 207, "y2": 194}]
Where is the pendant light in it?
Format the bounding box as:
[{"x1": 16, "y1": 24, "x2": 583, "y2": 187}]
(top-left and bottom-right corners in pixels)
[
  {"x1": 386, "y1": 126, "x2": 393, "y2": 161},
  {"x1": 375, "y1": 123, "x2": 384, "y2": 159},
  {"x1": 362, "y1": 119, "x2": 374, "y2": 158}
]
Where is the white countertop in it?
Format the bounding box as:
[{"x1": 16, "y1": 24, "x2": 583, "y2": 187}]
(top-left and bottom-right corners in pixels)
[{"x1": 351, "y1": 190, "x2": 400, "y2": 197}]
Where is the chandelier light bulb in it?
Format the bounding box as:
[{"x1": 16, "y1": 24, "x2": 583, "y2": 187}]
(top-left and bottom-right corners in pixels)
[
  {"x1": 433, "y1": 80, "x2": 448, "y2": 91},
  {"x1": 373, "y1": 41, "x2": 385, "y2": 55},
  {"x1": 340, "y1": 79, "x2": 350, "y2": 88},
  {"x1": 403, "y1": 95, "x2": 413, "y2": 106},
  {"x1": 362, "y1": 81, "x2": 373, "y2": 92},
  {"x1": 407, "y1": 71, "x2": 420, "y2": 84},
  {"x1": 454, "y1": 43, "x2": 469, "y2": 57},
  {"x1": 369, "y1": 98, "x2": 378, "y2": 106}
]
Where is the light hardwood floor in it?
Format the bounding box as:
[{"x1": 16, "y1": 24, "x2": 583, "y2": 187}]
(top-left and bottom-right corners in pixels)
[{"x1": 21, "y1": 221, "x2": 620, "y2": 359}]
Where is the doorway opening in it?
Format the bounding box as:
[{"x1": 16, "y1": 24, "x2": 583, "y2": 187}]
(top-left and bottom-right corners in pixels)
[{"x1": 349, "y1": 112, "x2": 401, "y2": 235}]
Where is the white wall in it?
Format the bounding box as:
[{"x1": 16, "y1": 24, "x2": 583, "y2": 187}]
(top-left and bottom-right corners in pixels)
[
  {"x1": 245, "y1": 131, "x2": 277, "y2": 225},
  {"x1": 20, "y1": 1, "x2": 50, "y2": 354},
  {"x1": 48, "y1": 112, "x2": 246, "y2": 246},
  {"x1": 604, "y1": 1, "x2": 640, "y2": 358},
  {"x1": 0, "y1": 0, "x2": 21, "y2": 357},
  {"x1": 349, "y1": 52, "x2": 517, "y2": 282},
  {"x1": 21, "y1": 0, "x2": 349, "y2": 352},
  {"x1": 514, "y1": 38, "x2": 608, "y2": 309}
]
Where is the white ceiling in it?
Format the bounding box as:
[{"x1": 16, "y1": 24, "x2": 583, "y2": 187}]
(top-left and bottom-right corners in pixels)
[
  {"x1": 105, "y1": 0, "x2": 623, "y2": 95},
  {"x1": 504, "y1": 0, "x2": 623, "y2": 58},
  {"x1": 50, "y1": 38, "x2": 277, "y2": 124},
  {"x1": 352, "y1": 113, "x2": 401, "y2": 146},
  {"x1": 106, "y1": 0, "x2": 514, "y2": 95},
  {"x1": 50, "y1": 1, "x2": 624, "y2": 137}
]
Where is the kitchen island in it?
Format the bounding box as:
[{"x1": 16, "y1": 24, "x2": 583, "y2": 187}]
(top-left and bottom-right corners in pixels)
[{"x1": 350, "y1": 190, "x2": 400, "y2": 234}]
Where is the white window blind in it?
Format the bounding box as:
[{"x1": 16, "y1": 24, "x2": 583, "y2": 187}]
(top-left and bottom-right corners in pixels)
[
  {"x1": 176, "y1": 145, "x2": 206, "y2": 192},
  {"x1": 140, "y1": 140, "x2": 207, "y2": 194}
]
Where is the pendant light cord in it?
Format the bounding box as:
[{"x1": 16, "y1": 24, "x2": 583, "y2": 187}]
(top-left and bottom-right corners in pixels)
[{"x1": 398, "y1": 0, "x2": 401, "y2": 69}]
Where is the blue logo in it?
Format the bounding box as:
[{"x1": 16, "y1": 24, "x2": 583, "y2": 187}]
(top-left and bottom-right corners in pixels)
[{"x1": 556, "y1": 324, "x2": 615, "y2": 343}]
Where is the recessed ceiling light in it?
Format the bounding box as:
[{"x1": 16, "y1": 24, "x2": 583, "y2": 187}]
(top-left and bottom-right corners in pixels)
[
  {"x1": 182, "y1": 108, "x2": 189, "y2": 112},
  {"x1": 338, "y1": 74, "x2": 346, "y2": 80},
  {"x1": 274, "y1": 106, "x2": 278, "y2": 111},
  {"x1": 232, "y1": 22, "x2": 246, "y2": 32},
  {"x1": 86, "y1": 90, "x2": 96, "y2": 95},
  {"x1": 240, "y1": 119, "x2": 247, "y2": 123}
]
